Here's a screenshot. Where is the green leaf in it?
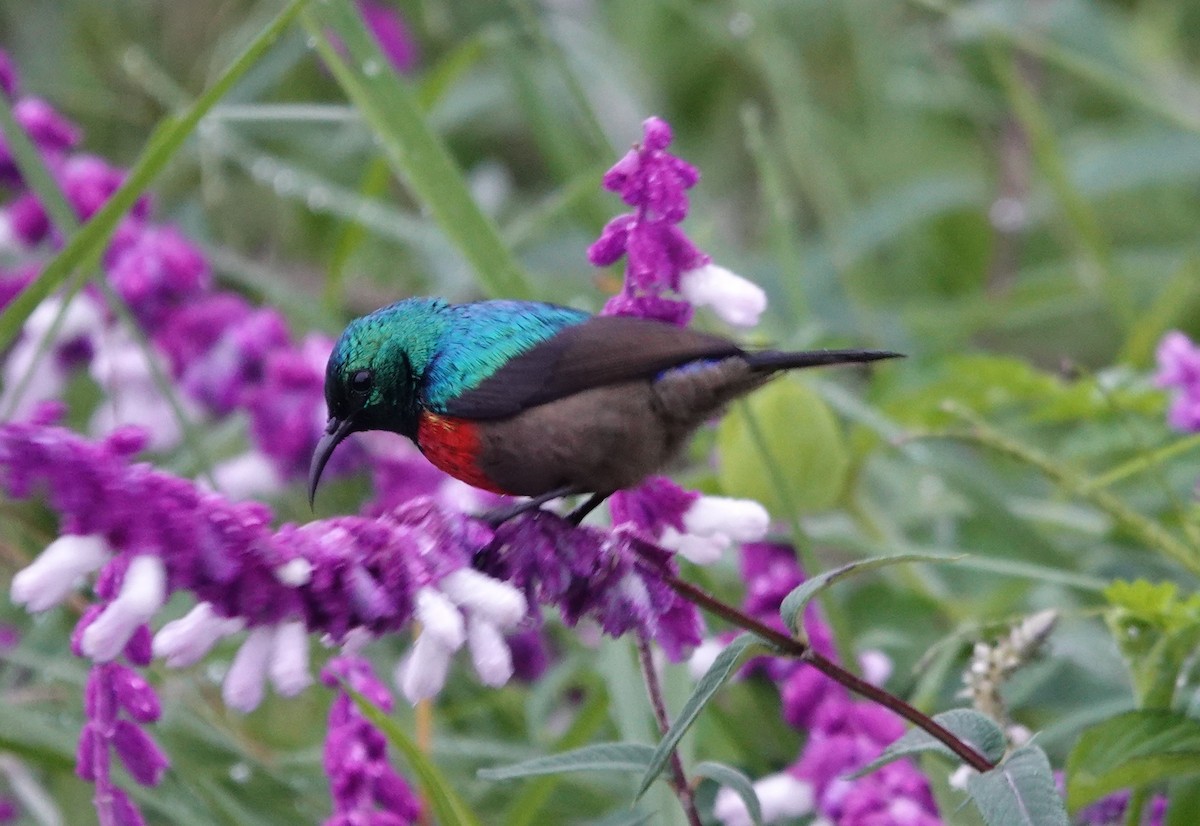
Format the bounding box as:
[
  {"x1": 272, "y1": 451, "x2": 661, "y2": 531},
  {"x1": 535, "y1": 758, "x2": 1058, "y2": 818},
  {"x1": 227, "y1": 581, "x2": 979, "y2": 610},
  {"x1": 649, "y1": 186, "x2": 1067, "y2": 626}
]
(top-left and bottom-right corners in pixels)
[
  {"x1": 1164, "y1": 776, "x2": 1200, "y2": 826},
  {"x1": 1103, "y1": 581, "x2": 1200, "y2": 707},
  {"x1": 303, "y1": 0, "x2": 533, "y2": 300},
  {"x1": 778, "y1": 552, "x2": 960, "y2": 637},
  {"x1": 346, "y1": 689, "x2": 483, "y2": 826},
  {"x1": 1066, "y1": 709, "x2": 1200, "y2": 811},
  {"x1": 587, "y1": 810, "x2": 656, "y2": 826},
  {"x1": 854, "y1": 709, "x2": 1007, "y2": 778},
  {"x1": 634, "y1": 634, "x2": 763, "y2": 801},
  {"x1": 717, "y1": 378, "x2": 849, "y2": 515},
  {"x1": 478, "y1": 742, "x2": 654, "y2": 780},
  {"x1": 693, "y1": 761, "x2": 763, "y2": 826},
  {"x1": 0, "y1": 0, "x2": 310, "y2": 350},
  {"x1": 967, "y1": 745, "x2": 1068, "y2": 826}
]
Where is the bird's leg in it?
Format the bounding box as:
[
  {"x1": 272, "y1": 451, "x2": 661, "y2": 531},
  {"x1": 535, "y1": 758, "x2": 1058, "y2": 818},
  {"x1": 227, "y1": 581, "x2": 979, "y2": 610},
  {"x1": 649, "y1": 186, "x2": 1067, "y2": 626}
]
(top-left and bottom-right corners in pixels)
[
  {"x1": 566, "y1": 492, "x2": 610, "y2": 526},
  {"x1": 478, "y1": 484, "x2": 583, "y2": 527}
]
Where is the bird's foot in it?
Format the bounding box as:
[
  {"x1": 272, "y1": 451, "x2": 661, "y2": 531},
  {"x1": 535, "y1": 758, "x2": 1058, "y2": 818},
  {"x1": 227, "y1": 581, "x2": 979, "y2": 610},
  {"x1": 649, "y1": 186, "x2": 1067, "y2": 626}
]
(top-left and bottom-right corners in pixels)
[
  {"x1": 565, "y1": 492, "x2": 609, "y2": 526},
  {"x1": 477, "y1": 485, "x2": 583, "y2": 528}
]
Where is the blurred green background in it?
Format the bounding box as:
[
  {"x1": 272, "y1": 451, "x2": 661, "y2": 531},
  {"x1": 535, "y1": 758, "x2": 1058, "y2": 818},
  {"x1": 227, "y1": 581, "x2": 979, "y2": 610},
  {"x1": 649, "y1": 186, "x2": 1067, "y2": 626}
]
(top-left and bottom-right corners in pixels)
[{"x1": 1, "y1": 0, "x2": 1199, "y2": 823}]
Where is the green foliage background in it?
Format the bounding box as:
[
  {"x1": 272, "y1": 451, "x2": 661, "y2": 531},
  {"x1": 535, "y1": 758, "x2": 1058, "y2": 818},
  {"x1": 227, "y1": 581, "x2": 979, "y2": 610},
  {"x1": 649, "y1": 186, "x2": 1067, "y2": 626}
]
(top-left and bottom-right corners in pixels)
[{"x1": 1, "y1": 0, "x2": 1199, "y2": 823}]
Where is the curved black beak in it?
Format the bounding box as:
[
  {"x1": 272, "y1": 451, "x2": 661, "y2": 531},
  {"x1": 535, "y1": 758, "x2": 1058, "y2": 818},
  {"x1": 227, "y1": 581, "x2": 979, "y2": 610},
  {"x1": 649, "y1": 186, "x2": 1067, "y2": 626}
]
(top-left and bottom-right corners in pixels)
[{"x1": 308, "y1": 414, "x2": 358, "y2": 509}]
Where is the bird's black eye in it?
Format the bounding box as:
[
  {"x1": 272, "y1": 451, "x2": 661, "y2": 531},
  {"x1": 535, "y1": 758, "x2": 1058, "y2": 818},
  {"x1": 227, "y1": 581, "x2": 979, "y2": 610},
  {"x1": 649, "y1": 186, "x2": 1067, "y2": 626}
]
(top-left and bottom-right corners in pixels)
[{"x1": 351, "y1": 369, "x2": 373, "y2": 394}]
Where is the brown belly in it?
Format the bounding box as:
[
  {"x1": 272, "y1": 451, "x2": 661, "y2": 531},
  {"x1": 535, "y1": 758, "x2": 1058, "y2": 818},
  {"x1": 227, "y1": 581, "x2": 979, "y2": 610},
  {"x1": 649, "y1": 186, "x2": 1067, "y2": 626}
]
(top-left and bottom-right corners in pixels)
[
  {"x1": 474, "y1": 380, "x2": 680, "y2": 497},
  {"x1": 472, "y1": 359, "x2": 766, "y2": 497}
]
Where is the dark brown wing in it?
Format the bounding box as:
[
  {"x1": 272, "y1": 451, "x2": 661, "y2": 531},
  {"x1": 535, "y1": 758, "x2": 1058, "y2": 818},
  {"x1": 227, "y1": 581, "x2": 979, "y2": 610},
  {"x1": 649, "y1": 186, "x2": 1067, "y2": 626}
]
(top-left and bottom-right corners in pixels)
[{"x1": 442, "y1": 315, "x2": 742, "y2": 419}]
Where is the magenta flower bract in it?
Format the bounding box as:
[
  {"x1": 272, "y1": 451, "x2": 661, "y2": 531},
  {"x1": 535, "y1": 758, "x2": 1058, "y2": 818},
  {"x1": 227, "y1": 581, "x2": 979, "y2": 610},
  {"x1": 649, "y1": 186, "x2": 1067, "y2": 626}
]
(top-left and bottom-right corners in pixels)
[
  {"x1": 321, "y1": 655, "x2": 422, "y2": 825},
  {"x1": 1155, "y1": 330, "x2": 1200, "y2": 432}
]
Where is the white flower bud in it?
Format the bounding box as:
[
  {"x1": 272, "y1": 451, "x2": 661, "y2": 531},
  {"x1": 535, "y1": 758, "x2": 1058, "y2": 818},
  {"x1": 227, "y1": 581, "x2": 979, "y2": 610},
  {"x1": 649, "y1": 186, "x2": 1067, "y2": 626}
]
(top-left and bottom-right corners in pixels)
[
  {"x1": 223, "y1": 626, "x2": 273, "y2": 712},
  {"x1": 398, "y1": 632, "x2": 454, "y2": 703},
  {"x1": 714, "y1": 772, "x2": 813, "y2": 826},
  {"x1": 680, "y1": 263, "x2": 767, "y2": 328},
  {"x1": 12, "y1": 534, "x2": 111, "y2": 612},
  {"x1": 414, "y1": 587, "x2": 466, "y2": 649},
  {"x1": 467, "y1": 616, "x2": 513, "y2": 687},
  {"x1": 439, "y1": 568, "x2": 527, "y2": 629},
  {"x1": 268, "y1": 621, "x2": 312, "y2": 696},
  {"x1": 153, "y1": 602, "x2": 243, "y2": 667},
  {"x1": 80, "y1": 556, "x2": 166, "y2": 661}
]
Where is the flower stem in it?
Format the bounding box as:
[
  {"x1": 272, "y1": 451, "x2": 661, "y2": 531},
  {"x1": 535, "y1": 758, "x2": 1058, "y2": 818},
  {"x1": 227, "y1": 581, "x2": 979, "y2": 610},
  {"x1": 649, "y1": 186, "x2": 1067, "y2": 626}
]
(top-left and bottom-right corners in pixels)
[
  {"x1": 657, "y1": 569, "x2": 996, "y2": 774},
  {"x1": 634, "y1": 630, "x2": 702, "y2": 826}
]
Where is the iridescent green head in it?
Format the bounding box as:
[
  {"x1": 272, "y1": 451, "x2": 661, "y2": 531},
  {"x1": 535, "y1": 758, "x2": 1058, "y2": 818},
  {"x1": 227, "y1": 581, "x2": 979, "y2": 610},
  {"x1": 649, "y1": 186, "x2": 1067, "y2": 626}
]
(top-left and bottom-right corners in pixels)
[{"x1": 308, "y1": 297, "x2": 450, "y2": 506}]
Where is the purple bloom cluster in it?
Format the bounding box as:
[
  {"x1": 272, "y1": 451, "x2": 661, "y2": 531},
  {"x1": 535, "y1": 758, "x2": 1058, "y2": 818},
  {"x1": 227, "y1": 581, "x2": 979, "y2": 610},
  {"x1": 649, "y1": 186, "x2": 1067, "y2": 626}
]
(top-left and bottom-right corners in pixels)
[
  {"x1": 0, "y1": 410, "x2": 708, "y2": 820},
  {"x1": 712, "y1": 544, "x2": 939, "y2": 826},
  {"x1": 321, "y1": 655, "x2": 422, "y2": 826},
  {"x1": 0, "y1": 51, "x2": 363, "y2": 487},
  {"x1": 78, "y1": 663, "x2": 169, "y2": 826},
  {"x1": 589, "y1": 117, "x2": 766, "y2": 328},
  {"x1": 0, "y1": 406, "x2": 702, "y2": 675},
  {"x1": 1155, "y1": 331, "x2": 1200, "y2": 432},
  {"x1": 484, "y1": 513, "x2": 702, "y2": 661}
]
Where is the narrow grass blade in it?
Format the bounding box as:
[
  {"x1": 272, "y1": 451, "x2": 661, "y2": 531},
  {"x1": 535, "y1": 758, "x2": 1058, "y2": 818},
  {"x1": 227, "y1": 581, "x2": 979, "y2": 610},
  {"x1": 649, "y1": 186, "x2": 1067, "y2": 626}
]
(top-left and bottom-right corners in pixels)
[
  {"x1": 303, "y1": 0, "x2": 533, "y2": 299},
  {"x1": 0, "y1": 0, "x2": 311, "y2": 349}
]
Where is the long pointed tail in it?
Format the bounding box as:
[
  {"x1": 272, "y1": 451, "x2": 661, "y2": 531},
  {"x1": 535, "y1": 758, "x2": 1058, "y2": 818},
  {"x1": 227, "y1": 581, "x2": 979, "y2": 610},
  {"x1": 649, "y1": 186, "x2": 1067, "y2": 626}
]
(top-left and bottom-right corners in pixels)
[{"x1": 744, "y1": 348, "x2": 904, "y2": 372}]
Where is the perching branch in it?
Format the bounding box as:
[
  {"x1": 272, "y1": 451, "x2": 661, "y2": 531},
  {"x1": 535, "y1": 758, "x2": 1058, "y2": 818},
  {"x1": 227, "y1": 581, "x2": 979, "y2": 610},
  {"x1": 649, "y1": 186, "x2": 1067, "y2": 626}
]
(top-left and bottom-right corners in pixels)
[{"x1": 653, "y1": 565, "x2": 996, "y2": 774}]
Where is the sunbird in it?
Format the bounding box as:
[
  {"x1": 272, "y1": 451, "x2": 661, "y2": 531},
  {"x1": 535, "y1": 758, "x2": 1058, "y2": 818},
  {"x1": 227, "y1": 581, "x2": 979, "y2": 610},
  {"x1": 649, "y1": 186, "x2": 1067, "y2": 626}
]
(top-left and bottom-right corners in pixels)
[{"x1": 309, "y1": 298, "x2": 900, "y2": 522}]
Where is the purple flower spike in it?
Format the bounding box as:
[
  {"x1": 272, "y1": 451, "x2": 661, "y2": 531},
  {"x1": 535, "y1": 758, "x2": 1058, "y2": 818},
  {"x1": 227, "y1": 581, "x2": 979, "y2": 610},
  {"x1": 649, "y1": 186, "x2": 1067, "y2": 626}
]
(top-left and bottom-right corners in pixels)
[
  {"x1": 79, "y1": 663, "x2": 167, "y2": 826},
  {"x1": 0, "y1": 49, "x2": 18, "y2": 99},
  {"x1": 610, "y1": 476, "x2": 767, "y2": 565},
  {"x1": 322, "y1": 655, "x2": 422, "y2": 825},
  {"x1": 1155, "y1": 330, "x2": 1200, "y2": 432},
  {"x1": 591, "y1": 116, "x2": 766, "y2": 327},
  {"x1": 0, "y1": 97, "x2": 80, "y2": 182}
]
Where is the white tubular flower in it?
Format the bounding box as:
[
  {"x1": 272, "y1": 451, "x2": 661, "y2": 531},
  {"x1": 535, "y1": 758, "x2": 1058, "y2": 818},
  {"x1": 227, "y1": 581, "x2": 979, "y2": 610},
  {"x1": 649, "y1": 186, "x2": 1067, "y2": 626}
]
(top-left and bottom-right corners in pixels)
[
  {"x1": 948, "y1": 765, "x2": 976, "y2": 791},
  {"x1": 274, "y1": 558, "x2": 313, "y2": 587},
  {"x1": 660, "y1": 495, "x2": 770, "y2": 565},
  {"x1": 397, "y1": 632, "x2": 455, "y2": 703},
  {"x1": 859, "y1": 649, "x2": 893, "y2": 686},
  {"x1": 0, "y1": 296, "x2": 103, "y2": 419},
  {"x1": 153, "y1": 602, "x2": 243, "y2": 667},
  {"x1": 11, "y1": 534, "x2": 111, "y2": 612},
  {"x1": 268, "y1": 621, "x2": 313, "y2": 696},
  {"x1": 210, "y1": 451, "x2": 284, "y2": 500},
  {"x1": 466, "y1": 615, "x2": 513, "y2": 687},
  {"x1": 687, "y1": 638, "x2": 725, "y2": 680},
  {"x1": 223, "y1": 626, "x2": 274, "y2": 712},
  {"x1": 35, "y1": 294, "x2": 103, "y2": 341},
  {"x1": 80, "y1": 556, "x2": 167, "y2": 662},
  {"x1": 679, "y1": 263, "x2": 767, "y2": 328},
  {"x1": 414, "y1": 587, "x2": 466, "y2": 649},
  {"x1": 88, "y1": 330, "x2": 198, "y2": 451},
  {"x1": 438, "y1": 568, "x2": 527, "y2": 629},
  {"x1": 714, "y1": 772, "x2": 814, "y2": 826}
]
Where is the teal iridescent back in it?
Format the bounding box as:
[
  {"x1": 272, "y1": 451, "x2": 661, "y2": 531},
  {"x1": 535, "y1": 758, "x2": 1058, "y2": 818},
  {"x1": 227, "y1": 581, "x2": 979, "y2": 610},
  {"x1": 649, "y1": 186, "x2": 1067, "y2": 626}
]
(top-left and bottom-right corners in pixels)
[{"x1": 423, "y1": 300, "x2": 589, "y2": 411}]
